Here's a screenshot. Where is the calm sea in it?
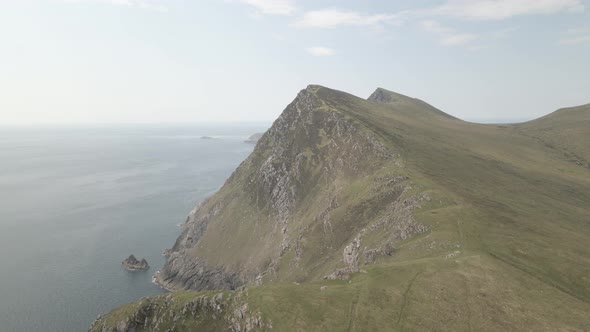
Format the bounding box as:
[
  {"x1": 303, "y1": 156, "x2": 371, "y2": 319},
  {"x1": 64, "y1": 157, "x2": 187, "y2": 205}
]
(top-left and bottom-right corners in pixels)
[{"x1": 0, "y1": 124, "x2": 267, "y2": 332}]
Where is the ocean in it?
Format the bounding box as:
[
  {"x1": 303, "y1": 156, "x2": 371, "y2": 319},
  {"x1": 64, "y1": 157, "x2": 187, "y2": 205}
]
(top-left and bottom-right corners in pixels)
[{"x1": 0, "y1": 124, "x2": 267, "y2": 332}]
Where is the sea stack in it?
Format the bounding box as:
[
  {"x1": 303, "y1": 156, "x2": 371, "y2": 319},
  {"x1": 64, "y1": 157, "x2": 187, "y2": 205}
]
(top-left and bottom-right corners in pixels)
[{"x1": 121, "y1": 255, "x2": 149, "y2": 271}]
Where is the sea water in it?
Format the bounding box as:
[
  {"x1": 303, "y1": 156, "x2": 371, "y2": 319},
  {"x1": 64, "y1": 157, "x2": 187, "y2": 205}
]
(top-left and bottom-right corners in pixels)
[{"x1": 0, "y1": 124, "x2": 267, "y2": 332}]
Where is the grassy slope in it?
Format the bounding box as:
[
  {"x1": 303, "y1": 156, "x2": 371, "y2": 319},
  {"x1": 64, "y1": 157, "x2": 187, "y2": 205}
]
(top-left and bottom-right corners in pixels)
[
  {"x1": 93, "y1": 87, "x2": 590, "y2": 331},
  {"x1": 331, "y1": 88, "x2": 590, "y2": 301}
]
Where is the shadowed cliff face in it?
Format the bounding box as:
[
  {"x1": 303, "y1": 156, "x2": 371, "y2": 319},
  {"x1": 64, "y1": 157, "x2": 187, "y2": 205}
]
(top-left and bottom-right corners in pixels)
[
  {"x1": 89, "y1": 289, "x2": 269, "y2": 332},
  {"x1": 155, "y1": 85, "x2": 430, "y2": 291}
]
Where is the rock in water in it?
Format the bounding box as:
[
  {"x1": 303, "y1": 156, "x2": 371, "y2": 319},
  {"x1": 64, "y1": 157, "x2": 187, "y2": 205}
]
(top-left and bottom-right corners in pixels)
[{"x1": 122, "y1": 254, "x2": 149, "y2": 271}]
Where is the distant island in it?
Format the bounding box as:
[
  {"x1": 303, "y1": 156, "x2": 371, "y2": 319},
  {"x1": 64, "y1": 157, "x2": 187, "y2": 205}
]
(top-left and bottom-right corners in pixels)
[
  {"x1": 244, "y1": 133, "x2": 263, "y2": 144},
  {"x1": 121, "y1": 255, "x2": 149, "y2": 271},
  {"x1": 200, "y1": 136, "x2": 214, "y2": 140}
]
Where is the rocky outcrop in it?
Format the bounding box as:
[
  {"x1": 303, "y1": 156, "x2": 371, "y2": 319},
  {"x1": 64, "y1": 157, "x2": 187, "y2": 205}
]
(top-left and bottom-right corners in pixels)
[
  {"x1": 343, "y1": 237, "x2": 361, "y2": 268},
  {"x1": 153, "y1": 198, "x2": 244, "y2": 291},
  {"x1": 122, "y1": 255, "x2": 149, "y2": 271},
  {"x1": 89, "y1": 289, "x2": 269, "y2": 332},
  {"x1": 154, "y1": 254, "x2": 241, "y2": 291},
  {"x1": 325, "y1": 184, "x2": 431, "y2": 280},
  {"x1": 368, "y1": 87, "x2": 405, "y2": 103}
]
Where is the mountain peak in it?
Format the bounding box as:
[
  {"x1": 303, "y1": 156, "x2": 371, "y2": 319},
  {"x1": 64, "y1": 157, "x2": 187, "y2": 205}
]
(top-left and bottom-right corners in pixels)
[
  {"x1": 305, "y1": 84, "x2": 326, "y2": 94},
  {"x1": 368, "y1": 87, "x2": 415, "y2": 104},
  {"x1": 368, "y1": 87, "x2": 458, "y2": 120}
]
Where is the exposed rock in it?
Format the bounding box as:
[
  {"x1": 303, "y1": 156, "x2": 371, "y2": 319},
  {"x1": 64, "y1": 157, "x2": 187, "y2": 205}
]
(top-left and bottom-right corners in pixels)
[
  {"x1": 154, "y1": 253, "x2": 241, "y2": 291},
  {"x1": 89, "y1": 290, "x2": 270, "y2": 332},
  {"x1": 324, "y1": 267, "x2": 358, "y2": 280},
  {"x1": 444, "y1": 250, "x2": 461, "y2": 259},
  {"x1": 122, "y1": 255, "x2": 149, "y2": 271},
  {"x1": 324, "y1": 188, "x2": 431, "y2": 279},
  {"x1": 343, "y1": 237, "x2": 361, "y2": 268},
  {"x1": 374, "y1": 175, "x2": 409, "y2": 191},
  {"x1": 367, "y1": 87, "x2": 409, "y2": 104},
  {"x1": 364, "y1": 243, "x2": 396, "y2": 265}
]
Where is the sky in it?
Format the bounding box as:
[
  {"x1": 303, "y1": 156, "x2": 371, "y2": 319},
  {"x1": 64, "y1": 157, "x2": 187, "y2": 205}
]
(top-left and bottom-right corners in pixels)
[{"x1": 0, "y1": 0, "x2": 589, "y2": 124}]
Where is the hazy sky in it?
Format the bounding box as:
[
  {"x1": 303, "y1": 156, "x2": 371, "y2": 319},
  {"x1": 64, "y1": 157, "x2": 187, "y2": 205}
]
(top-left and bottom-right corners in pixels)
[{"x1": 1, "y1": 0, "x2": 589, "y2": 124}]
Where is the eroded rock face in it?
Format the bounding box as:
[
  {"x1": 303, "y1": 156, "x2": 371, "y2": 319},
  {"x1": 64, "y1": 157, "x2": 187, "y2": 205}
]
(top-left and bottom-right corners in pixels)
[
  {"x1": 343, "y1": 237, "x2": 361, "y2": 268},
  {"x1": 368, "y1": 88, "x2": 400, "y2": 103},
  {"x1": 122, "y1": 255, "x2": 149, "y2": 271},
  {"x1": 89, "y1": 290, "x2": 269, "y2": 332},
  {"x1": 154, "y1": 253, "x2": 240, "y2": 291},
  {"x1": 325, "y1": 188, "x2": 431, "y2": 280}
]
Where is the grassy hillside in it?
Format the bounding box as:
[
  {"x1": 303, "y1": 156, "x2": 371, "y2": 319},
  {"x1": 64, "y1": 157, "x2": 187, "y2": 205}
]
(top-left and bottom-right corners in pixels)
[{"x1": 92, "y1": 86, "x2": 590, "y2": 331}]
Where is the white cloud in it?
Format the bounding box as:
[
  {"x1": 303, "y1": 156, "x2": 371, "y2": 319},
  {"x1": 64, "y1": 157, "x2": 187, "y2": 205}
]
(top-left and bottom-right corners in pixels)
[
  {"x1": 422, "y1": 20, "x2": 453, "y2": 34},
  {"x1": 491, "y1": 27, "x2": 518, "y2": 39},
  {"x1": 294, "y1": 9, "x2": 403, "y2": 29},
  {"x1": 238, "y1": 0, "x2": 296, "y2": 16},
  {"x1": 440, "y1": 33, "x2": 478, "y2": 46},
  {"x1": 306, "y1": 46, "x2": 335, "y2": 57},
  {"x1": 64, "y1": 0, "x2": 168, "y2": 12},
  {"x1": 560, "y1": 35, "x2": 590, "y2": 44},
  {"x1": 422, "y1": 20, "x2": 477, "y2": 46},
  {"x1": 433, "y1": 0, "x2": 584, "y2": 20},
  {"x1": 271, "y1": 33, "x2": 286, "y2": 41},
  {"x1": 559, "y1": 27, "x2": 590, "y2": 45}
]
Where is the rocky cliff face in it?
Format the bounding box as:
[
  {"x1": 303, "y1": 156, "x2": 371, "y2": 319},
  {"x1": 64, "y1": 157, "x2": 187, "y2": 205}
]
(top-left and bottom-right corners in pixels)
[
  {"x1": 154, "y1": 85, "x2": 431, "y2": 291},
  {"x1": 90, "y1": 289, "x2": 269, "y2": 332}
]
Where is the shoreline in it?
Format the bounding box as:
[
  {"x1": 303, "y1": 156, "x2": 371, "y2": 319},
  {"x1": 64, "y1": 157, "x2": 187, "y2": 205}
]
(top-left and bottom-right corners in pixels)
[
  {"x1": 122, "y1": 266, "x2": 150, "y2": 271},
  {"x1": 151, "y1": 270, "x2": 175, "y2": 292}
]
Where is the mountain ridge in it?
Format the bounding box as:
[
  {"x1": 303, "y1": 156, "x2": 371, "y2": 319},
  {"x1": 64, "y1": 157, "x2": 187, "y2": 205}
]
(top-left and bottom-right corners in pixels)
[
  {"x1": 154, "y1": 85, "x2": 424, "y2": 292},
  {"x1": 91, "y1": 85, "x2": 590, "y2": 332}
]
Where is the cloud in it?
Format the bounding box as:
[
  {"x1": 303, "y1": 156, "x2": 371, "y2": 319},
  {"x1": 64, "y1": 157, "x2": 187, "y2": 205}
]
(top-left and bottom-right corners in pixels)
[
  {"x1": 292, "y1": 1, "x2": 584, "y2": 29},
  {"x1": 294, "y1": 9, "x2": 404, "y2": 29},
  {"x1": 433, "y1": 0, "x2": 584, "y2": 20},
  {"x1": 440, "y1": 33, "x2": 478, "y2": 46},
  {"x1": 237, "y1": 0, "x2": 296, "y2": 16},
  {"x1": 271, "y1": 33, "x2": 286, "y2": 41},
  {"x1": 306, "y1": 46, "x2": 335, "y2": 57},
  {"x1": 559, "y1": 27, "x2": 590, "y2": 45},
  {"x1": 64, "y1": 0, "x2": 168, "y2": 12},
  {"x1": 422, "y1": 20, "x2": 477, "y2": 46},
  {"x1": 491, "y1": 26, "x2": 518, "y2": 39}
]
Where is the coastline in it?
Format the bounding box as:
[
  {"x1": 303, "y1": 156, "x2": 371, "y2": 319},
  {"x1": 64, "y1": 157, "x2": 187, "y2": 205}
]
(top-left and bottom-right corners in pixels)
[{"x1": 151, "y1": 270, "x2": 174, "y2": 292}]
